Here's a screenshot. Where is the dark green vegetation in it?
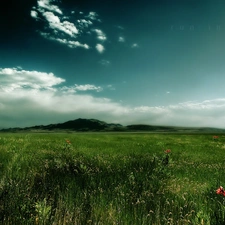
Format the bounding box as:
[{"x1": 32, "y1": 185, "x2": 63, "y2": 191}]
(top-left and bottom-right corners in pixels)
[
  {"x1": 1, "y1": 132, "x2": 225, "y2": 224},
  {"x1": 1, "y1": 118, "x2": 225, "y2": 133}
]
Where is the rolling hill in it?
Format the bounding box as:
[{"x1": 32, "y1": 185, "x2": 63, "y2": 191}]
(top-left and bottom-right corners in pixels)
[{"x1": 1, "y1": 118, "x2": 225, "y2": 133}]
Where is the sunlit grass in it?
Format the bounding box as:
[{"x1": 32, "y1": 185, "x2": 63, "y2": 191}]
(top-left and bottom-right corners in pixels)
[{"x1": 0, "y1": 132, "x2": 225, "y2": 224}]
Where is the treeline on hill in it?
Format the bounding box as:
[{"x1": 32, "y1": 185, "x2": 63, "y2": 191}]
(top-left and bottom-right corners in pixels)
[{"x1": 1, "y1": 118, "x2": 225, "y2": 133}]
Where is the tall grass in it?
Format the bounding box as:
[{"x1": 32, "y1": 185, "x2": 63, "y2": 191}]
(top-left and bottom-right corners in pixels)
[{"x1": 0, "y1": 133, "x2": 225, "y2": 224}]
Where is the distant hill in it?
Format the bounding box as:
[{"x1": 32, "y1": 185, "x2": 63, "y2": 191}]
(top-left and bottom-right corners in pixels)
[
  {"x1": 1, "y1": 118, "x2": 225, "y2": 133},
  {"x1": 0, "y1": 118, "x2": 124, "y2": 132},
  {"x1": 126, "y1": 124, "x2": 225, "y2": 133}
]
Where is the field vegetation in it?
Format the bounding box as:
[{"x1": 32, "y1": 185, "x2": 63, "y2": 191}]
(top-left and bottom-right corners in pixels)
[{"x1": 0, "y1": 132, "x2": 225, "y2": 224}]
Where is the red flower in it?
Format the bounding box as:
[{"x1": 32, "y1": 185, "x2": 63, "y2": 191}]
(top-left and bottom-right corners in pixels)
[
  {"x1": 165, "y1": 149, "x2": 171, "y2": 154},
  {"x1": 216, "y1": 186, "x2": 225, "y2": 196},
  {"x1": 213, "y1": 136, "x2": 219, "y2": 139}
]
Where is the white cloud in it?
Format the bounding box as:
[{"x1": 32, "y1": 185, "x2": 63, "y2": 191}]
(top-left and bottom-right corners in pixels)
[
  {"x1": 0, "y1": 67, "x2": 125, "y2": 128},
  {"x1": 74, "y1": 84, "x2": 103, "y2": 92},
  {"x1": 39, "y1": 33, "x2": 89, "y2": 49},
  {"x1": 60, "y1": 84, "x2": 102, "y2": 93},
  {"x1": 77, "y1": 19, "x2": 93, "y2": 28},
  {"x1": 62, "y1": 21, "x2": 79, "y2": 35},
  {"x1": 60, "y1": 84, "x2": 103, "y2": 93},
  {"x1": 43, "y1": 11, "x2": 78, "y2": 37},
  {"x1": 43, "y1": 11, "x2": 60, "y2": 23},
  {"x1": 31, "y1": 10, "x2": 38, "y2": 19},
  {"x1": 0, "y1": 67, "x2": 64, "y2": 91},
  {"x1": 96, "y1": 44, "x2": 105, "y2": 53},
  {"x1": 93, "y1": 29, "x2": 107, "y2": 41},
  {"x1": 1, "y1": 67, "x2": 225, "y2": 129},
  {"x1": 31, "y1": 1, "x2": 106, "y2": 51},
  {"x1": 37, "y1": 0, "x2": 62, "y2": 14},
  {"x1": 86, "y1": 12, "x2": 100, "y2": 21}
]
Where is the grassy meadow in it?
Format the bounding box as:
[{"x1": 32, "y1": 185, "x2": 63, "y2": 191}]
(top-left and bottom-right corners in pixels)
[{"x1": 0, "y1": 132, "x2": 225, "y2": 224}]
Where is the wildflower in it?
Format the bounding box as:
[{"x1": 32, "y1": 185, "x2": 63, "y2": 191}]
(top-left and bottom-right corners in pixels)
[
  {"x1": 162, "y1": 150, "x2": 170, "y2": 166},
  {"x1": 213, "y1": 136, "x2": 219, "y2": 140},
  {"x1": 66, "y1": 140, "x2": 71, "y2": 144},
  {"x1": 165, "y1": 149, "x2": 171, "y2": 154},
  {"x1": 216, "y1": 186, "x2": 225, "y2": 196}
]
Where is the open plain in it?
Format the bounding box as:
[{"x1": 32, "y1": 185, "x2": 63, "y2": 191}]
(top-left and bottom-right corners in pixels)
[{"x1": 0, "y1": 132, "x2": 225, "y2": 224}]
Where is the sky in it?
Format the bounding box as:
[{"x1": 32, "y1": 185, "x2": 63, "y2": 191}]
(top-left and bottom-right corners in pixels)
[{"x1": 1, "y1": 0, "x2": 225, "y2": 128}]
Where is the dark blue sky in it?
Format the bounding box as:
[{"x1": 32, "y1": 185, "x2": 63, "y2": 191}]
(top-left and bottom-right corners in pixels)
[{"x1": 1, "y1": 0, "x2": 225, "y2": 128}]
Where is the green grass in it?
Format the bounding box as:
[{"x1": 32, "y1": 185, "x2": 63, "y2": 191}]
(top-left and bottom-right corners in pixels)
[{"x1": 0, "y1": 132, "x2": 225, "y2": 224}]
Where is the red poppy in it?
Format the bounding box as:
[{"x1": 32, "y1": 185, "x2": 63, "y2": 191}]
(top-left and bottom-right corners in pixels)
[
  {"x1": 213, "y1": 136, "x2": 219, "y2": 139},
  {"x1": 216, "y1": 186, "x2": 225, "y2": 196},
  {"x1": 165, "y1": 149, "x2": 171, "y2": 154}
]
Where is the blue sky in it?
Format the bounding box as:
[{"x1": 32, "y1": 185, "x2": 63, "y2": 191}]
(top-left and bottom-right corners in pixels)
[{"x1": 1, "y1": 0, "x2": 225, "y2": 128}]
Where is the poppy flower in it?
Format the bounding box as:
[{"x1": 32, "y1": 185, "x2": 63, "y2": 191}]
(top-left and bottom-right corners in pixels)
[
  {"x1": 165, "y1": 149, "x2": 171, "y2": 154},
  {"x1": 66, "y1": 140, "x2": 71, "y2": 144},
  {"x1": 216, "y1": 186, "x2": 225, "y2": 196},
  {"x1": 213, "y1": 136, "x2": 219, "y2": 139}
]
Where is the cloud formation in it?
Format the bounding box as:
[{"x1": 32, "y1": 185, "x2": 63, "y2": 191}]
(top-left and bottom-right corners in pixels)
[
  {"x1": 93, "y1": 29, "x2": 107, "y2": 41},
  {"x1": 42, "y1": 11, "x2": 78, "y2": 36},
  {"x1": 1, "y1": 67, "x2": 225, "y2": 129},
  {"x1": 30, "y1": 1, "x2": 139, "y2": 53},
  {"x1": 0, "y1": 67, "x2": 64, "y2": 91},
  {"x1": 60, "y1": 84, "x2": 103, "y2": 93},
  {"x1": 31, "y1": 0, "x2": 105, "y2": 51},
  {"x1": 39, "y1": 33, "x2": 89, "y2": 49},
  {"x1": 86, "y1": 12, "x2": 101, "y2": 21},
  {"x1": 37, "y1": 0, "x2": 62, "y2": 14}
]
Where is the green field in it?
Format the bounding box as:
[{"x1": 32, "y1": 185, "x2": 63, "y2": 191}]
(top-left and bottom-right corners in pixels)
[{"x1": 0, "y1": 132, "x2": 225, "y2": 224}]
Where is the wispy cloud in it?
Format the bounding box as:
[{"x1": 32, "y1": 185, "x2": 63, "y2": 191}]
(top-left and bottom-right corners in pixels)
[
  {"x1": 99, "y1": 59, "x2": 110, "y2": 66},
  {"x1": 73, "y1": 84, "x2": 102, "y2": 92},
  {"x1": 77, "y1": 19, "x2": 93, "y2": 28},
  {"x1": 31, "y1": 0, "x2": 105, "y2": 51},
  {"x1": 131, "y1": 43, "x2": 139, "y2": 48},
  {"x1": 60, "y1": 84, "x2": 102, "y2": 93},
  {"x1": 107, "y1": 84, "x2": 115, "y2": 91},
  {"x1": 37, "y1": 0, "x2": 63, "y2": 14},
  {"x1": 40, "y1": 33, "x2": 89, "y2": 49},
  {"x1": 31, "y1": 1, "x2": 139, "y2": 53},
  {"x1": 116, "y1": 25, "x2": 124, "y2": 30},
  {"x1": 1, "y1": 67, "x2": 225, "y2": 129},
  {"x1": 118, "y1": 36, "x2": 125, "y2": 42},
  {"x1": 93, "y1": 29, "x2": 107, "y2": 41},
  {"x1": 86, "y1": 12, "x2": 101, "y2": 22}
]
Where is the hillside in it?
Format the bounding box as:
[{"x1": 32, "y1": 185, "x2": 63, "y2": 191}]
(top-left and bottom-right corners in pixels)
[
  {"x1": 1, "y1": 118, "x2": 225, "y2": 133},
  {"x1": 0, "y1": 118, "x2": 124, "y2": 132}
]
